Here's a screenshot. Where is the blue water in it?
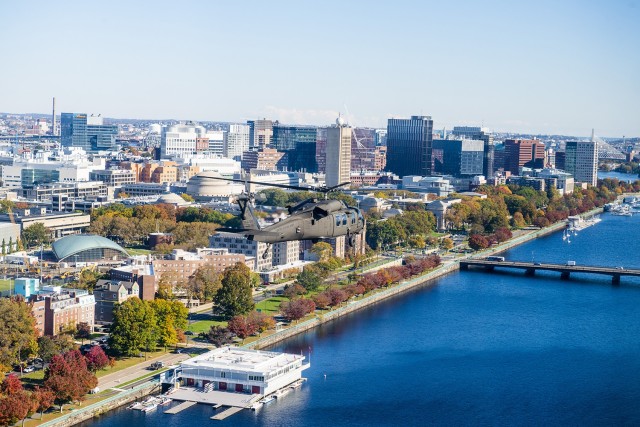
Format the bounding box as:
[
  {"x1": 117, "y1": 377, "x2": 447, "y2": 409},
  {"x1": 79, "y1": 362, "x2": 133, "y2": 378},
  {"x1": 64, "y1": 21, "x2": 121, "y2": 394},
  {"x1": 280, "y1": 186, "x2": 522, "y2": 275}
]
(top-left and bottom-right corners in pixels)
[
  {"x1": 85, "y1": 213, "x2": 640, "y2": 426},
  {"x1": 598, "y1": 170, "x2": 640, "y2": 183}
]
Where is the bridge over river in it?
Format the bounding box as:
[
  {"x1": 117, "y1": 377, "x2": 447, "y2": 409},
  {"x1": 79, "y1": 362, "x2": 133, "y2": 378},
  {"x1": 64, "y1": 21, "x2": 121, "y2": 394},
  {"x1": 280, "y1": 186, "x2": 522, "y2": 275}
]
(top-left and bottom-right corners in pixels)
[{"x1": 460, "y1": 259, "x2": 640, "y2": 285}]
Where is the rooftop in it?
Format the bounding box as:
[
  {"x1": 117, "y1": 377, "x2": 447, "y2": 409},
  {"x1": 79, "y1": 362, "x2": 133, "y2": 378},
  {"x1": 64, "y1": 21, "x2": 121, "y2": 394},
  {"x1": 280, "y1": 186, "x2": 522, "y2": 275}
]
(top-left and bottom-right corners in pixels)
[{"x1": 182, "y1": 347, "x2": 305, "y2": 374}]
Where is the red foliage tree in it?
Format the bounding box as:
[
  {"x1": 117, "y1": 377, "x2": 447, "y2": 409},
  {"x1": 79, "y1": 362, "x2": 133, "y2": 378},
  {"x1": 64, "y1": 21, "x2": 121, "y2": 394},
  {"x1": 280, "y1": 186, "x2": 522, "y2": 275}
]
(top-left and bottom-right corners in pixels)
[
  {"x1": 468, "y1": 234, "x2": 490, "y2": 250},
  {"x1": 1, "y1": 373, "x2": 23, "y2": 395},
  {"x1": 32, "y1": 387, "x2": 55, "y2": 419},
  {"x1": 84, "y1": 346, "x2": 109, "y2": 372},
  {"x1": 325, "y1": 288, "x2": 348, "y2": 307},
  {"x1": 494, "y1": 227, "x2": 512, "y2": 243},
  {"x1": 227, "y1": 315, "x2": 258, "y2": 339},
  {"x1": 312, "y1": 292, "x2": 331, "y2": 309},
  {"x1": 0, "y1": 393, "x2": 31, "y2": 426},
  {"x1": 280, "y1": 298, "x2": 316, "y2": 321},
  {"x1": 44, "y1": 350, "x2": 98, "y2": 411},
  {"x1": 247, "y1": 311, "x2": 275, "y2": 332},
  {"x1": 282, "y1": 284, "x2": 306, "y2": 299}
]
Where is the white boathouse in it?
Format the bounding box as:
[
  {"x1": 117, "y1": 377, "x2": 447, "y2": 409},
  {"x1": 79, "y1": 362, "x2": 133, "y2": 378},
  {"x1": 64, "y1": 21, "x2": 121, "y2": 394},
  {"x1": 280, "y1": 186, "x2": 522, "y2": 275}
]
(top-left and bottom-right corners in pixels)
[{"x1": 162, "y1": 346, "x2": 309, "y2": 396}]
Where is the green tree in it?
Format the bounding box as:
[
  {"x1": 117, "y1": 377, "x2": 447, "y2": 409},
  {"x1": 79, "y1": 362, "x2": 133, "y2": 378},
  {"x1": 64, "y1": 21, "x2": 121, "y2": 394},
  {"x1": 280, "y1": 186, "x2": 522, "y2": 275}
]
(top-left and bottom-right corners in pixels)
[
  {"x1": 215, "y1": 263, "x2": 255, "y2": 318},
  {"x1": 296, "y1": 264, "x2": 327, "y2": 292},
  {"x1": 179, "y1": 193, "x2": 195, "y2": 202},
  {"x1": 73, "y1": 270, "x2": 105, "y2": 292},
  {"x1": 21, "y1": 222, "x2": 51, "y2": 248},
  {"x1": 309, "y1": 242, "x2": 333, "y2": 262},
  {"x1": 109, "y1": 298, "x2": 159, "y2": 356},
  {"x1": 188, "y1": 264, "x2": 222, "y2": 301},
  {"x1": 0, "y1": 298, "x2": 38, "y2": 373},
  {"x1": 150, "y1": 299, "x2": 188, "y2": 349},
  {"x1": 440, "y1": 237, "x2": 454, "y2": 250}
]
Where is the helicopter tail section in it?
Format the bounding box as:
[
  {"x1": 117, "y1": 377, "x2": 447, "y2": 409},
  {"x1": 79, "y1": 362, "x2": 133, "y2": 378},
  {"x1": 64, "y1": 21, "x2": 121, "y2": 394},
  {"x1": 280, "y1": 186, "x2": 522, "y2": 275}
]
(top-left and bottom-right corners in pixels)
[{"x1": 235, "y1": 195, "x2": 261, "y2": 230}]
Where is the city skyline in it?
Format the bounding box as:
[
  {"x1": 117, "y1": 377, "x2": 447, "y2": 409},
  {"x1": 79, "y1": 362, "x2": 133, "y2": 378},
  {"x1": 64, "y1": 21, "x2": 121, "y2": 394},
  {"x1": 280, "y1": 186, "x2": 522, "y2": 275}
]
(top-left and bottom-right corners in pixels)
[{"x1": 1, "y1": 0, "x2": 639, "y2": 137}]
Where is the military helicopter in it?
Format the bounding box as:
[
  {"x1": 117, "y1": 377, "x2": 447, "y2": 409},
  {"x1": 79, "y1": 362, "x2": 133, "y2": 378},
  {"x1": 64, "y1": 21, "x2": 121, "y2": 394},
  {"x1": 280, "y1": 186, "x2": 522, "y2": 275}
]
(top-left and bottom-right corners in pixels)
[{"x1": 201, "y1": 176, "x2": 366, "y2": 258}]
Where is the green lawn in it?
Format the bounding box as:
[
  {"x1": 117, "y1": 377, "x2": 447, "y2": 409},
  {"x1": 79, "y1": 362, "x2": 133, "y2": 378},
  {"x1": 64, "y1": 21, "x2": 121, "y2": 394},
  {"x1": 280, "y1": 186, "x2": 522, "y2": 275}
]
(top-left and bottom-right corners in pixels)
[
  {"x1": 255, "y1": 296, "x2": 288, "y2": 314},
  {"x1": 126, "y1": 248, "x2": 153, "y2": 256},
  {"x1": 187, "y1": 319, "x2": 227, "y2": 334},
  {"x1": 0, "y1": 278, "x2": 12, "y2": 293}
]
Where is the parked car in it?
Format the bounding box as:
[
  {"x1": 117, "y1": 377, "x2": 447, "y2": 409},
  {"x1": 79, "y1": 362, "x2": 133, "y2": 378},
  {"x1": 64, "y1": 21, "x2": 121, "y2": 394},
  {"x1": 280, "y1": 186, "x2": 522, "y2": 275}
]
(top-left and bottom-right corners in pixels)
[
  {"x1": 150, "y1": 361, "x2": 164, "y2": 370},
  {"x1": 23, "y1": 366, "x2": 35, "y2": 373}
]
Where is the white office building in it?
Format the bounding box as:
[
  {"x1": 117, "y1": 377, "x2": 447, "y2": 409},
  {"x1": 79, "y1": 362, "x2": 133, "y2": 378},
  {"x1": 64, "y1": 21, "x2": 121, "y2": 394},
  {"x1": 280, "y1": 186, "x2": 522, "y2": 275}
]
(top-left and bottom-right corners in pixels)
[
  {"x1": 224, "y1": 124, "x2": 250, "y2": 161},
  {"x1": 209, "y1": 232, "x2": 272, "y2": 271},
  {"x1": 160, "y1": 123, "x2": 207, "y2": 157},
  {"x1": 325, "y1": 118, "x2": 352, "y2": 188}
]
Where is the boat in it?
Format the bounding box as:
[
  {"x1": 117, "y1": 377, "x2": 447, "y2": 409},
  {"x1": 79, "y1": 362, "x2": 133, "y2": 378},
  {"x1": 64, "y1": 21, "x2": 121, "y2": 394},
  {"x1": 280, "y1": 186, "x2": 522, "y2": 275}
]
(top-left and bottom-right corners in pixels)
[
  {"x1": 289, "y1": 379, "x2": 305, "y2": 389},
  {"x1": 127, "y1": 402, "x2": 142, "y2": 410},
  {"x1": 258, "y1": 395, "x2": 275, "y2": 405},
  {"x1": 274, "y1": 387, "x2": 293, "y2": 399},
  {"x1": 140, "y1": 402, "x2": 158, "y2": 413},
  {"x1": 157, "y1": 396, "x2": 172, "y2": 406}
]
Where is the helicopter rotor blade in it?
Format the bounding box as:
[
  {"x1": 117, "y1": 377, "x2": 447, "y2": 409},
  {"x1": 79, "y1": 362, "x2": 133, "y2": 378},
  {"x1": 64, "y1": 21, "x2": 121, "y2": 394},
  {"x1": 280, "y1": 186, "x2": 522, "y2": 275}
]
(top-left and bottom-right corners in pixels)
[{"x1": 198, "y1": 175, "x2": 317, "y2": 192}]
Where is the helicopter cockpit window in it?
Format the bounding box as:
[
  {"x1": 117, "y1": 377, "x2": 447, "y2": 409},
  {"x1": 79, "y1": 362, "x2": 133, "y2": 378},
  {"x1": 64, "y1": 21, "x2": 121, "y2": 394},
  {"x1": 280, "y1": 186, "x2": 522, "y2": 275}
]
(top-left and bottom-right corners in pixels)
[
  {"x1": 349, "y1": 212, "x2": 355, "y2": 224},
  {"x1": 342, "y1": 215, "x2": 347, "y2": 226},
  {"x1": 336, "y1": 215, "x2": 341, "y2": 226}
]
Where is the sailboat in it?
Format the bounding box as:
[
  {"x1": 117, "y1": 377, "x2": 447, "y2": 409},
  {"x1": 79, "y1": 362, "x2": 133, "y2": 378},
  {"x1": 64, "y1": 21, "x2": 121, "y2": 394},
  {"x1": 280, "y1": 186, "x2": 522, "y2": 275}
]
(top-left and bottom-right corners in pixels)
[{"x1": 562, "y1": 229, "x2": 568, "y2": 241}]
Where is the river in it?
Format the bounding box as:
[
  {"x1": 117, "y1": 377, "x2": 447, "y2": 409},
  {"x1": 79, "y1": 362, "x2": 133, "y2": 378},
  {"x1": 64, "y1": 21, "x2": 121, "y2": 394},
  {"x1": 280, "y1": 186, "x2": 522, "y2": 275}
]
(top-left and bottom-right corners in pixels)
[
  {"x1": 598, "y1": 170, "x2": 640, "y2": 183},
  {"x1": 83, "y1": 212, "x2": 640, "y2": 426}
]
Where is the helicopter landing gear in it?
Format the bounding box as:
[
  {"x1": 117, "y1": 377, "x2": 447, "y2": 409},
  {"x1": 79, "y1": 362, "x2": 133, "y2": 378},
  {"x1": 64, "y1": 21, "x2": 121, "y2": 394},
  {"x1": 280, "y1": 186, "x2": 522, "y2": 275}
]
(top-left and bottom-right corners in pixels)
[
  {"x1": 262, "y1": 244, "x2": 271, "y2": 259},
  {"x1": 347, "y1": 232, "x2": 357, "y2": 247}
]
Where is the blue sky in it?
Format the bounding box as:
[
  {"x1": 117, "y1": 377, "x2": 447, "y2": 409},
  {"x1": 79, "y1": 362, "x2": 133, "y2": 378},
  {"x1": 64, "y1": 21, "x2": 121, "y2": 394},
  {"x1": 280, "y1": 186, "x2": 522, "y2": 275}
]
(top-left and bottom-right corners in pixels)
[{"x1": 1, "y1": 0, "x2": 638, "y2": 136}]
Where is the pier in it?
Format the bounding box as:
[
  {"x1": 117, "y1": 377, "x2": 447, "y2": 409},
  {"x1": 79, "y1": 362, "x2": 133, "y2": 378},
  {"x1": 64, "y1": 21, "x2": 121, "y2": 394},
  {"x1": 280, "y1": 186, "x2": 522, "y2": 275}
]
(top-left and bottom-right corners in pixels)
[
  {"x1": 164, "y1": 400, "x2": 196, "y2": 414},
  {"x1": 460, "y1": 259, "x2": 640, "y2": 284}
]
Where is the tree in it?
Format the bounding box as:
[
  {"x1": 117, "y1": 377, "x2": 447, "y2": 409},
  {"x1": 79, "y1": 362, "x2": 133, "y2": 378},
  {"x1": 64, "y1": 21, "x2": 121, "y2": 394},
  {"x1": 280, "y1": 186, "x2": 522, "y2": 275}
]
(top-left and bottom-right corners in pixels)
[
  {"x1": 309, "y1": 242, "x2": 333, "y2": 262},
  {"x1": 150, "y1": 299, "x2": 188, "y2": 349},
  {"x1": 32, "y1": 387, "x2": 55, "y2": 419},
  {"x1": 440, "y1": 237, "x2": 454, "y2": 250},
  {"x1": 0, "y1": 298, "x2": 38, "y2": 372},
  {"x1": 180, "y1": 193, "x2": 195, "y2": 202},
  {"x1": 312, "y1": 292, "x2": 331, "y2": 310},
  {"x1": 296, "y1": 264, "x2": 326, "y2": 292},
  {"x1": 511, "y1": 211, "x2": 526, "y2": 228},
  {"x1": 247, "y1": 311, "x2": 275, "y2": 333},
  {"x1": 44, "y1": 350, "x2": 97, "y2": 412},
  {"x1": 73, "y1": 270, "x2": 105, "y2": 292},
  {"x1": 206, "y1": 326, "x2": 234, "y2": 347},
  {"x1": 109, "y1": 298, "x2": 159, "y2": 356},
  {"x1": 280, "y1": 298, "x2": 316, "y2": 321},
  {"x1": 0, "y1": 393, "x2": 31, "y2": 427},
  {"x1": 21, "y1": 222, "x2": 51, "y2": 248},
  {"x1": 75, "y1": 322, "x2": 92, "y2": 343},
  {"x1": 37, "y1": 335, "x2": 75, "y2": 363},
  {"x1": 227, "y1": 315, "x2": 258, "y2": 340},
  {"x1": 283, "y1": 283, "x2": 306, "y2": 299},
  {"x1": 215, "y1": 263, "x2": 255, "y2": 318},
  {"x1": 188, "y1": 264, "x2": 222, "y2": 301},
  {"x1": 468, "y1": 234, "x2": 490, "y2": 251},
  {"x1": 84, "y1": 346, "x2": 109, "y2": 372}
]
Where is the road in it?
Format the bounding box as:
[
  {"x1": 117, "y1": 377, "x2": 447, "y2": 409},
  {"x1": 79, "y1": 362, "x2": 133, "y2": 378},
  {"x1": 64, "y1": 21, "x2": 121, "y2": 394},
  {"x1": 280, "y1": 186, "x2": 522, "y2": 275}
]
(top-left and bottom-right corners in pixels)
[{"x1": 98, "y1": 352, "x2": 190, "y2": 390}]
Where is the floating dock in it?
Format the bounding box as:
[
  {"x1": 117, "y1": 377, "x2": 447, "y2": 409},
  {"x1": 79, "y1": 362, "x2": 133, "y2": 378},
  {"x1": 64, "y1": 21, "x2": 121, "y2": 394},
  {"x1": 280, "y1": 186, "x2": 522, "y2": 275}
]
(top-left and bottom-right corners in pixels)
[
  {"x1": 211, "y1": 406, "x2": 243, "y2": 420},
  {"x1": 165, "y1": 400, "x2": 196, "y2": 414}
]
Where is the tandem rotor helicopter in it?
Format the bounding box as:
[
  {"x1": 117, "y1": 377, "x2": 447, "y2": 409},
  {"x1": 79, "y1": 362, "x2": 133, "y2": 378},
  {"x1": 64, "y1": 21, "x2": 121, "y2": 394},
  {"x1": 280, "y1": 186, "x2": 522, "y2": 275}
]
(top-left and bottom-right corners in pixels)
[{"x1": 202, "y1": 176, "x2": 366, "y2": 258}]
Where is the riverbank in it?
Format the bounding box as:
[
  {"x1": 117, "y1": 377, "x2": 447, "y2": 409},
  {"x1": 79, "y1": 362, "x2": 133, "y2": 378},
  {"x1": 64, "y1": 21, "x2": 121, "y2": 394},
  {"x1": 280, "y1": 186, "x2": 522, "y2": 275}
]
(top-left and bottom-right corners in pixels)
[{"x1": 36, "y1": 210, "x2": 598, "y2": 427}]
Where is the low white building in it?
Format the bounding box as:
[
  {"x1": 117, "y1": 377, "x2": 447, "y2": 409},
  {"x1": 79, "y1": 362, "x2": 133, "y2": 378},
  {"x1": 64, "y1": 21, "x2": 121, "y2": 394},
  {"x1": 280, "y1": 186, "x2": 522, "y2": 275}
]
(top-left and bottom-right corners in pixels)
[{"x1": 166, "y1": 346, "x2": 309, "y2": 396}]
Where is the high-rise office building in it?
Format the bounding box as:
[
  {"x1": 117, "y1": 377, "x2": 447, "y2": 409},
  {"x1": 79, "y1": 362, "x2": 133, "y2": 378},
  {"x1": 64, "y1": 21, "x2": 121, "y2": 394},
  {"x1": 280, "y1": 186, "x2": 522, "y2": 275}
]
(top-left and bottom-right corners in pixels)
[
  {"x1": 272, "y1": 124, "x2": 318, "y2": 172},
  {"x1": 325, "y1": 117, "x2": 352, "y2": 187},
  {"x1": 564, "y1": 140, "x2": 598, "y2": 186},
  {"x1": 432, "y1": 139, "x2": 484, "y2": 177},
  {"x1": 452, "y1": 126, "x2": 494, "y2": 178},
  {"x1": 207, "y1": 130, "x2": 225, "y2": 156},
  {"x1": 224, "y1": 124, "x2": 250, "y2": 161},
  {"x1": 61, "y1": 113, "x2": 118, "y2": 152},
  {"x1": 247, "y1": 119, "x2": 273, "y2": 149},
  {"x1": 503, "y1": 139, "x2": 545, "y2": 175},
  {"x1": 160, "y1": 123, "x2": 207, "y2": 157},
  {"x1": 386, "y1": 116, "x2": 434, "y2": 177},
  {"x1": 351, "y1": 128, "x2": 377, "y2": 171}
]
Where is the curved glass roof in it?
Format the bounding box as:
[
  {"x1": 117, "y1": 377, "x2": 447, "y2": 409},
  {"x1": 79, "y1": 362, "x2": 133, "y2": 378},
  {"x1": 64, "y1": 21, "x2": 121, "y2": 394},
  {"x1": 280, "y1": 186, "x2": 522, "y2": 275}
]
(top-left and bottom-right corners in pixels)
[{"x1": 52, "y1": 234, "x2": 128, "y2": 261}]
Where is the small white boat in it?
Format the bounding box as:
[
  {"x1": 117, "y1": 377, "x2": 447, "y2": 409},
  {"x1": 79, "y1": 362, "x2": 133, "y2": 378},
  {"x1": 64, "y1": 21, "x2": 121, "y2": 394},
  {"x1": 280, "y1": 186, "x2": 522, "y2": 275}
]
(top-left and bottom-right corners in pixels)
[
  {"x1": 274, "y1": 387, "x2": 292, "y2": 399},
  {"x1": 140, "y1": 402, "x2": 158, "y2": 413},
  {"x1": 259, "y1": 395, "x2": 275, "y2": 405},
  {"x1": 157, "y1": 396, "x2": 171, "y2": 406}
]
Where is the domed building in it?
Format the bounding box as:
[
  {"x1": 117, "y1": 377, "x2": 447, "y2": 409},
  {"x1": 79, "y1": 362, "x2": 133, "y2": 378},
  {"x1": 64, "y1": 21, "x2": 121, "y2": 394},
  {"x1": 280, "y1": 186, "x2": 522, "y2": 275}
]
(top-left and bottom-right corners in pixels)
[
  {"x1": 156, "y1": 192, "x2": 190, "y2": 207},
  {"x1": 52, "y1": 234, "x2": 129, "y2": 264},
  {"x1": 186, "y1": 171, "x2": 244, "y2": 201}
]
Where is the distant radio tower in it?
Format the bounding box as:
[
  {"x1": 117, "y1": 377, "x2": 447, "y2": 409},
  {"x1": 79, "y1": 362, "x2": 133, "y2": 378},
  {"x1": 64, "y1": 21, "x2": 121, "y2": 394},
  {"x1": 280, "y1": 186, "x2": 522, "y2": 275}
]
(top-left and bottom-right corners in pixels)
[{"x1": 52, "y1": 97, "x2": 57, "y2": 136}]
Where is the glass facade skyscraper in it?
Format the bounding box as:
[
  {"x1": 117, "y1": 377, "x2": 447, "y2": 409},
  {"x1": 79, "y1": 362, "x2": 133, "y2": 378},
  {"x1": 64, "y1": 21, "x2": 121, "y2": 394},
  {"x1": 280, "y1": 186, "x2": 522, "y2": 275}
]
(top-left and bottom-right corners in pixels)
[
  {"x1": 432, "y1": 139, "x2": 484, "y2": 177},
  {"x1": 272, "y1": 125, "x2": 318, "y2": 172},
  {"x1": 386, "y1": 116, "x2": 433, "y2": 177},
  {"x1": 61, "y1": 113, "x2": 117, "y2": 152},
  {"x1": 452, "y1": 126, "x2": 495, "y2": 179}
]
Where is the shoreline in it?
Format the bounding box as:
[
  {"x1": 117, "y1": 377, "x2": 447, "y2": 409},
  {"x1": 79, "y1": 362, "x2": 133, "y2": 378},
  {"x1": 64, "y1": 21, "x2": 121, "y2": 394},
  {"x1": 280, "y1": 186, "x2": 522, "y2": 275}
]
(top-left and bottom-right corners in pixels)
[{"x1": 37, "y1": 207, "x2": 602, "y2": 427}]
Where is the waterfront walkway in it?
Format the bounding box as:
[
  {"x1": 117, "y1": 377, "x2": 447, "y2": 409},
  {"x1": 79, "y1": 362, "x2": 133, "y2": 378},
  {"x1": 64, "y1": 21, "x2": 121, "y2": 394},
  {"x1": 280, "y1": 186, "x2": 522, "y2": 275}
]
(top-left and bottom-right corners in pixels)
[{"x1": 99, "y1": 352, "x2": 190, "y2": 390}]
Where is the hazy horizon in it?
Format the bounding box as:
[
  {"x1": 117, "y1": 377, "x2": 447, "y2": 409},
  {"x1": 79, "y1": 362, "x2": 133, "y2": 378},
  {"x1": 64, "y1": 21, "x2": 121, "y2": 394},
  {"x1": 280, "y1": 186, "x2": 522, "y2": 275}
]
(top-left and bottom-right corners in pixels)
[{"x1": 1, "y1": 0, "x2": 638, "y2": 137}]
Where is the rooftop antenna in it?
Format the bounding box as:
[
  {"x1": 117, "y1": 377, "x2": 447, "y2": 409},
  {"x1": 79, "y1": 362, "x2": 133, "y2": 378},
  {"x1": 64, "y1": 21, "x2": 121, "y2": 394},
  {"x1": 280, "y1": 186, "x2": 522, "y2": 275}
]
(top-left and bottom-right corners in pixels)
[{"x1": 591, "y1": 128, "x2": 595, "y2": 142}]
